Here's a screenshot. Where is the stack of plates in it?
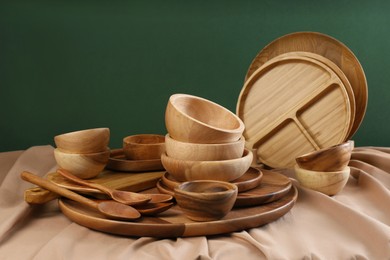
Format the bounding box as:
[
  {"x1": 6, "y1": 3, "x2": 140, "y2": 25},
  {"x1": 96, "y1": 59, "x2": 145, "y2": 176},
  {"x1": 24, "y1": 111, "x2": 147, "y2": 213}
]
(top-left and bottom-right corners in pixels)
[{"x1": 237, "y1": 32, "x2": 368, "y2": 169}]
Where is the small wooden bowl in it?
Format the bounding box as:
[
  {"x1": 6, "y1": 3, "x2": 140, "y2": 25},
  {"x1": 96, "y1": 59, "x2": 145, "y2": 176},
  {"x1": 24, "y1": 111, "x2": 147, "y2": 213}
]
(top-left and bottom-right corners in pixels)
[
  {"x1": 294, "y1": 165, "x2": 350, "y2": 196},
  {"x1": 161, "y1": 148, "x2": 253, "y2": 182},
  {"x1": 295, "y1": 141, "x2": 353, "y2": 171},
  {"x1": 54, "y1": 148, "x2": 110, "y2": 179},
  {"x1": 165, "y1": 94, "x2": 245, "y2": 144},
  {"x1": 54, "y1": 128, "x2": 110, "y2": 154},
  {"x1": 174, "y1": 180, "x2": 238, "y2": 221},
  {"x1": 123, "y1": 134, "x2": 165, "y2": 160},
  {"x1": 165, "y1": 134, "x2": 245, "y2": 161}
]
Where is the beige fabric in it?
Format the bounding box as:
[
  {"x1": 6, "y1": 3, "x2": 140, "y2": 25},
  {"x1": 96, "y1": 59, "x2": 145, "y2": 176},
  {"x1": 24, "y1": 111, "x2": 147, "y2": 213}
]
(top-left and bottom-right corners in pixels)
[{"x1": 0, "y1": 145, "x2": 389, "y2": 259}]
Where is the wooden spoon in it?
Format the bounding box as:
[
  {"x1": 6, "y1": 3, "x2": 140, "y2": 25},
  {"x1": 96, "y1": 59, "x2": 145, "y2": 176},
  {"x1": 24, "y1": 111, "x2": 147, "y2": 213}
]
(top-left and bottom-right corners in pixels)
[
  {"x1": 21, "y1": 171, "x2": 141, "y2": 221},
  {"x1": 57, "y1": 169, "x2": 172, "y2": 205},
  {"x1": 57, "y1": 169, "x2": 151, "y2": 206},
  {"x1": 131, "y1": 202, "x2": 174, "y2": 216}
]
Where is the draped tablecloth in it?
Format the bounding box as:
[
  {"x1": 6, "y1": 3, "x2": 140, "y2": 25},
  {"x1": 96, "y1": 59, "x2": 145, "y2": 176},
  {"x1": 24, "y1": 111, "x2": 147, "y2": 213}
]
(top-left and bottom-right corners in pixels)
[{"x1": 0, "y1": 145, "x2": 389, "y2": 259}]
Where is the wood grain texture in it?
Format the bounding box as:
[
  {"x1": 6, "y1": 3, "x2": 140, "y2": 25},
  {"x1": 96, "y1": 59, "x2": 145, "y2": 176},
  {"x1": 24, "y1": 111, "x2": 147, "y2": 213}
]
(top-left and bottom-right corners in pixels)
[
  {"x1": 123, "y1": 134, "x2": 165, "y2": 160},
  {"x1": 237, "y1": 54, "x2": 351, "y2": 168},
  {"x1": 165, "y1": 94, "x2": 244, "y2": 144},
  {"x1": 244, "y1": 32, "x2": 367, "y2": 139},
  {"x1": 58, "y1": 185, "x2": 297, "y2": 238}
]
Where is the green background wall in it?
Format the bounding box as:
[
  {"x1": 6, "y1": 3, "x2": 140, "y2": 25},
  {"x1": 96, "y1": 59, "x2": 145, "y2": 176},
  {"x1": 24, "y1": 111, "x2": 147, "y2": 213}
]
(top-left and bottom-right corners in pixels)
[{"x1": 1, "y1": 0, "x2": 389, "y2": 152}]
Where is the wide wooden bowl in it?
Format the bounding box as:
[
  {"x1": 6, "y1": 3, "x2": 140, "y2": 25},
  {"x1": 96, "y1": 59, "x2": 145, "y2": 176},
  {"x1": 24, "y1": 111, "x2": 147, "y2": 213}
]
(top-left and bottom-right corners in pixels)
[
  {"x1": 161, "y1": 148, "x2": 253, "y2": 182},
  {"x1": 174, "y1": 180, "x2": 238, "y2": 221},
  {"x1": 165, "y1": 94, "x2": 245, "y2": 144},
  {"x1": 294, "y1": 165, "x2": 350, "y2": 196},
  {"x1": 54, "y1": 148, "x2": 110, "y2": 179},
  {"x1": 123, "y1": 134, "x2": 165, "y2": 160},
  {"x1": 54, "y1": 128, "x2": 110, "y2": 154},
  {"x1": 165, "y1": 134, "x2": 245, "y2": 161},
  {"x1": 295, "y1": 141, "x2": 353, "y2": 171}
]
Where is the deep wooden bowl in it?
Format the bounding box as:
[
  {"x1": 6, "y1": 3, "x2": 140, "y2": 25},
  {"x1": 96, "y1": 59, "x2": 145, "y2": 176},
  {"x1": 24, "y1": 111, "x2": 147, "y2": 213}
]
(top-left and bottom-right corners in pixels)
[
  {"x1": 174, "y1": 180, "x2": 238, "y2": 221},
  {"x1": 54, "y1": 148, "x2": 110, "y2": 179},
  {"x1": 161, "y1": 148, "x2": 253, "y2": 182},
  {"x1": 123, "y1": 134, "x2": 165, "y2": 160},
  {"x1": 165, "y1": 94, "x2": 245, "y2": 144},
  {"x1": 295, "y1": 141, "x2": 353, "y2": 171},
  {"x1": 165, "y1": 134, "x2": 245, "y2": 161},
  {"x1": 54, "y1": 128, "x2": 110, "y2": 154},
  {"x1": 294, "y1": 165, "x2": 350, "y2": 196}
]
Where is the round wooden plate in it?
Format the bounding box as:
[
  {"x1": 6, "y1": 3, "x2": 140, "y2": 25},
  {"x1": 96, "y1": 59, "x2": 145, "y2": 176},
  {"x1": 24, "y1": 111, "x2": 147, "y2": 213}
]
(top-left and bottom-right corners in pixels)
[
  {"x1": 244, "y1": 31, "x2": 367, "y2": 139},
  {"x1": 237, "y1": 54, "x2": 352, "y2": 168},
  {"x1": 161, "y1": 167, "x2": 263, "y2": 193},
  {"x1": 58, "y1": 185, "x2": 297, "y2": 238},
  {"x1": 157, "y1": 169, "x2": 292, "y2": 207}
]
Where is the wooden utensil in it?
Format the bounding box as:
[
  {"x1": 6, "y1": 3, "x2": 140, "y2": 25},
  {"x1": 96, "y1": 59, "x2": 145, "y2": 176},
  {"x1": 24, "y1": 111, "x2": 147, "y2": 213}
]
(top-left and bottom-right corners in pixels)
[
  {"x1": 237, "y1": 54, "x2": 351, "y2": 168},
  {"x1": 244, "y1": 31, "x2": 367, "y2": 139},
  {"x1": 58, "y1": 186, "x2": 298, "y2": 237},
  {"x1": 57, "y1": 169, "x2": 152, "y2": 206},
  {"x1": 21, "y1": 171, "x2": 141, "y2": 221},
  {"x1": 134, "y1": 202, "x2": 174, "y2": 216}
]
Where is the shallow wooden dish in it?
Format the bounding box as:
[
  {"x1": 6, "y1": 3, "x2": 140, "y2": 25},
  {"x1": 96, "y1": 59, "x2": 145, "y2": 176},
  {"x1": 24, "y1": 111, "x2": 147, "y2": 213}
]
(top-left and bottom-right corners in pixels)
[
  {"x1": 244, "y1": 31, "x2": 367, "y2": 140},
  {"x1": 161, "y1": 167, "x2": 263, "y2": 193},
  {"x1": 158, "y1": 169, "x2": 292, "y2": 208},
  {"x1": 295, "y1": 140, "x2": 353, "y2": 171},
  {"x1": 165, "y1": 94, "x2": 244, "y2": 144},
  {"x1": 106, "y1": 149, "x2": 164, "y2": 172},
  {"x1": 165, "y1": 134, "x2": 245, "y2": 161},
  {"x1": 54, "y1": 128, "x2": 110, "y2": 154},
  {"x1": 161, "y1": 148, "x2": 253, "y2": 182},
  {"x1": 58, "y1": 185, "x2": 297, "y2": 238},
  {"x1": 237, "y1": 54, "x2": 351, "y2": 168}
]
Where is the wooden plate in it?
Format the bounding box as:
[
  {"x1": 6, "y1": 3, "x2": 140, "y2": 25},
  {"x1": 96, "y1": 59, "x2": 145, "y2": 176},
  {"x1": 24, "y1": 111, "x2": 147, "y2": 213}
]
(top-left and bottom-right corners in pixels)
[
  {"x1": 58, "y1": 185, "x2": 297, "y2": 238},
  {"x1": 280, "y1": 51, "x2": 356, "y2": 138},
  {"x1": 161, "y1": 167, "x2": 263, "y2": 193},
  {"x1": 157, "y1": 169, "x2": 292, "y2": 207},
  {"x1": 106, "y1": 149, "x2": 164, "y2": 172},
  {"x1": 48, "y1": 170, "x2": 164, "y2": 194},
  {"x1": 244, "y1": 31, "x2": 367, "y2": 139},
  {"x1": 237, "y1": 54, "x2": 351, "y2": 168}
]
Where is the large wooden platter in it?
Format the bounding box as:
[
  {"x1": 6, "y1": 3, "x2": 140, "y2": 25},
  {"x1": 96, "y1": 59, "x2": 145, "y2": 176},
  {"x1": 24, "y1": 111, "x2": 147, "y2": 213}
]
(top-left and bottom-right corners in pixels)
[
  {"x1": 58, "y1": 185, "x2": 297, "y2": 238},
  {"x1": 237, "y1": 54, "x2": 351, "y2": 168},
  {"x1": 244, "y1": 31, "x2": 367, "y2": 139}
]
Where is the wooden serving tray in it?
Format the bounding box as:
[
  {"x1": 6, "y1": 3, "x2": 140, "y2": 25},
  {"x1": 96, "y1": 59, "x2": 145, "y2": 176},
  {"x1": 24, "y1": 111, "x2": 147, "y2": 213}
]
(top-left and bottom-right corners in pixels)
[
  {"x1": 58, "y1": 185, "x2": 297, "y2": 238},
  {"x1": 244, "y1": 31, "x2": 367, "y2": 139},
  {"x1": 237, "y1": 54, "x2": 351, "y2": 168}
]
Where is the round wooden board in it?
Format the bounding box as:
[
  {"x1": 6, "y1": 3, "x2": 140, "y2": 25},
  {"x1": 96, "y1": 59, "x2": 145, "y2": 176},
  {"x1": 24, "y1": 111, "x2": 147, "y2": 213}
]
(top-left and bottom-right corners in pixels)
[
  {"x1": 244, "y1": 31, "x2": 367, "y2": 139},
  {"x1": 237, "y1": 54, "x2": 351, "y2": 169},
  {"x1": 58, "y1": 185, "x2": 297, "y2": 238}
]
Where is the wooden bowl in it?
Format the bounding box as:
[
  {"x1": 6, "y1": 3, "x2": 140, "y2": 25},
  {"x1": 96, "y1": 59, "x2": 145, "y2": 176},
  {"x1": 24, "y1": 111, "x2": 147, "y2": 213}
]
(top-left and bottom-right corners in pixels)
[
  {"x1": 161, "y1": 148, "x2": 253, "y2": 182},
  {"x1": 294, "y1": 165, "x2": 350, "y2": 196},
  {"x1": 165, "y1": 134, "x2": 245, "y2": 161},
  {"x1": 123, "y1": 134, "x2": 165, "y2": 160},
  {"x1": 165, "y1": 94, "x2": 245, "y2": 144},
  {"x1": 295, "y1": 141, "x2": 353, "y2": 171},
  {"x1": 54, "y1": 148, "x2": 110, "y2": 179},
  {"x1": 54, "y1": 128, "x2": 110, "y2": 154},
  {"x1": 174, "y1": 180, "x2": 238, "y2": 221}
]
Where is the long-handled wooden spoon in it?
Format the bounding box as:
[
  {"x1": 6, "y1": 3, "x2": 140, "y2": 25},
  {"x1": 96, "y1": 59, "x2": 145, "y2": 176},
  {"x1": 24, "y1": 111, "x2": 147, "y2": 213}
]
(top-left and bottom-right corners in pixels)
[
  {"x1": 21, "y1": 171, "x2": 141, "y2": 221},
  {"x1": 57, "y1": 169, "x2": 172, "y2": 205}
]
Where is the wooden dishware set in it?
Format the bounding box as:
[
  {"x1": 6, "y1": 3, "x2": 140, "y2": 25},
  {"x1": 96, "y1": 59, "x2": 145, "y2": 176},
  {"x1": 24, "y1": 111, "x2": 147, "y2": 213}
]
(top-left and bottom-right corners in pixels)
[{"x1": 21, "y1": 31, "x2": 367, "y2": 237}]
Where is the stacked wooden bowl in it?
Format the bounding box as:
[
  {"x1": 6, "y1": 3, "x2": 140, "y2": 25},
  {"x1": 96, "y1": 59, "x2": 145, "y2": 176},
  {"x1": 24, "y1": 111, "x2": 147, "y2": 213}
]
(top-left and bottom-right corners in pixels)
[
  {"x1": 162, "y1": 93, "x2": 251, "y2": 183},
  {"x1": 53, "y1": 128, "x2": 111, "y2": 179},
  {"x1": 295, "y1": 141, "x2": 354, "y2": 195},
  {"x1": 237, "y1": 32, "x2": 367, "y2": 169}
]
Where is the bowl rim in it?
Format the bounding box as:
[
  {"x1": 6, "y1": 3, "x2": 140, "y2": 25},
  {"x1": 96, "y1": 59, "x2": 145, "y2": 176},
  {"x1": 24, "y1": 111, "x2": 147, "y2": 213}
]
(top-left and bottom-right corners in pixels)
[
  {"x1": 296, "y1": 140, "x2": 353, "y2": 161},
  {"x1": 55, "y1": 127, "x2": 110, "y2": 138},
  {"x1": 174, "y1": 180, "x2": 238, "y2": 196},
  {"x1": 123, "y1": 134, "x2": 165, "y2": 146}
]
